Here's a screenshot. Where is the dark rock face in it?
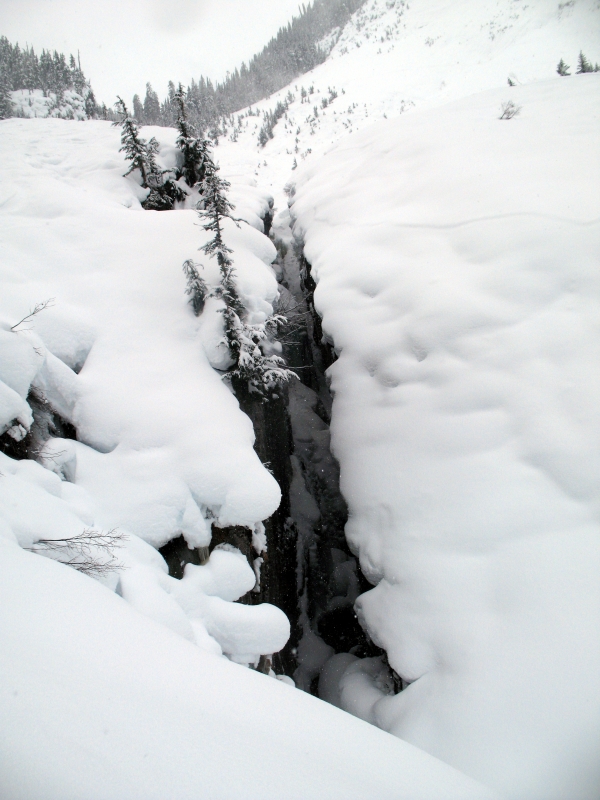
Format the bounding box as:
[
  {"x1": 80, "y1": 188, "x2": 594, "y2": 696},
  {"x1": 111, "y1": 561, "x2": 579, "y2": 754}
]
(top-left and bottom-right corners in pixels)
[
  {"x1": 317, "y1": 605, "x2": 370, "y2": 654},
  {"x1": 159, "y1": 535, "x2": 209, "y2": 580},
  {"x1": 233, "y1": 383, "x2": 299, "y2": 673},
  {"x1": 0, "y1": 390, "x2": 77, "y2": 461}
]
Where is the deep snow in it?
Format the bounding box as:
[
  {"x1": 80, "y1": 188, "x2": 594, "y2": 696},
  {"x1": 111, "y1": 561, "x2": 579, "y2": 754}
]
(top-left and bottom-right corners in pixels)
[
  {"x1": 0, "y1": 542, "x2": 497, "y2": 800},
  {"x1": 289, "y1": 75, "x2": 600, "y2": 799},
  {"x1": 0, "y1": 114, "x2": 494, "y2": 799},
  {"x1": 1, "y1": 0, "x2": 600, "y2": 797}
]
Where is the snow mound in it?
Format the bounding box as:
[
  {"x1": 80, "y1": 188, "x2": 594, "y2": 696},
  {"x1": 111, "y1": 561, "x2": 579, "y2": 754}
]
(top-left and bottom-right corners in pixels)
[
  {"x1": 0, "y1": 540, "x2": 499, "y2": 800},
  {"x1": 0, "y1": 116, "x2": 291, "y2": 665},
  {"x1": 0, "y1": 117, "x2": 280, "y2": 538},
  {"x1": 290, "y1": 75, "x2": 600, "y2": 799},
  {"x1": 10, "y1": 88, "x2": 89, "y2": 120}
]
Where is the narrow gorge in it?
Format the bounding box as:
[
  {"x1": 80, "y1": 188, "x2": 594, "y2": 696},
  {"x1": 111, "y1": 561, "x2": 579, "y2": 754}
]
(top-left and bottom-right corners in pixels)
[{"x1": 160, "y1": 207, "x2": 389, "y2": 689}]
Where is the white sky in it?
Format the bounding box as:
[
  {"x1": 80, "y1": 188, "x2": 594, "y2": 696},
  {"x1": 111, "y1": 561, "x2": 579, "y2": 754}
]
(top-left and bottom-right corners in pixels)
[{"x1": 0, "y1": 0, "x2": 305, "y2": 104}]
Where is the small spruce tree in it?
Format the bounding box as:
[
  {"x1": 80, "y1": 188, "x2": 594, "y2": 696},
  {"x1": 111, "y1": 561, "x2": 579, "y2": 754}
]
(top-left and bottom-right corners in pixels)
[
  {"x1": 173, "y1": 84, "x2": 210, "y2": 189},
  {"x1": 185, "y1": 152, "x2": 295, "y2": 395},
  {"x1": 113, "y1": 97, "x2": 152, "y2": 186},
  {"x1": 113, "y1": 97, "x2": 184, "y2": 210},
  {"x1": 182, "y1": 259, "x2": 209, "y2": 315},
  {"x1": 84, "y1": 87, "x2": 97, "y2": 117},
  {"x1": 576, "y1": 51, "x2": 593, "y2": 74},
  {"x1": 557, "y1": 58, "x2": 571, "y2": 76}
]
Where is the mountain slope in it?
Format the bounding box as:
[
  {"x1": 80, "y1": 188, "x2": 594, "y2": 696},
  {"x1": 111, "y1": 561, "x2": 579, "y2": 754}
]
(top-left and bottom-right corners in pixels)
[{"x1": 215, "y1": 0, "x2": 600, "y2": 200}]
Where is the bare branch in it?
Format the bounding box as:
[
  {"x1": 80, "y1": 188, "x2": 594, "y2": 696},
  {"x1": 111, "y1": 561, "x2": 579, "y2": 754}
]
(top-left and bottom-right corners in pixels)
[
  {"x1": 27, "y1": 528, "x2": 127, "y2": 579},
  {"x1": 11, "y1": 298, "x2": 55, "y2": 331}
]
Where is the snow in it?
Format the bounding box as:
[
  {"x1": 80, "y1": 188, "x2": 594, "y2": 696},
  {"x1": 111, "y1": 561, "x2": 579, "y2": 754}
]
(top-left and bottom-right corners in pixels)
[
  {"x1": 289, "y1": 75, "x2": 600, "y2": 799},
  {"x1": 0, "y1": 105, "x2": 495, "y2": 800},
  {"x1": 2, "y1": 0, "x2": 600, "y2": 796},
  {"x1": 10, "y1": 88, "x2": 88, "y2": 121},
  {"x1": 0, "y1": 118, "x2": 280, "y2": 539},
  {"x1": 0, "y1": 117, "x2": 294, "y2": 669},
  {"x1": 0, "y1": 541, "x2": 498, "y2": 800},
  {"x1": 213, "y1": 0, "x2": 600, "y2": 216}
]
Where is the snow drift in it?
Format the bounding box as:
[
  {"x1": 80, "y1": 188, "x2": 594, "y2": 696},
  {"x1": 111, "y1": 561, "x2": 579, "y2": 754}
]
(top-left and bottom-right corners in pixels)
[{"x1": 290, "y1": 75, "x2": 600, "y2": 799}]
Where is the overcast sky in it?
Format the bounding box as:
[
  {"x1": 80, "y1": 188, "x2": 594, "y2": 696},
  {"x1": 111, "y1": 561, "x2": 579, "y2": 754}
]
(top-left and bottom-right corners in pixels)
[{"x1": 0, "y1": 0, "x2": 304, "y2": 104}]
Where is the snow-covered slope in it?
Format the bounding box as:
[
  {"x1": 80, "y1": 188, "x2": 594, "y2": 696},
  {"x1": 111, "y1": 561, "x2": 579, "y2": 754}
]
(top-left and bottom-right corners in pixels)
[
  {"x1": 0, "y1": 117, "x2": 290, "y2": 664},
  {"x1": 1, "y1": 0, "x2": 599, "y2": 797},
  {"x1": 0, "y1": 541, "x2": 497, "y2": 800},
  {"x1": 290, "y1": 74, "x2": 600, "y2": 799},
  {"x1": 216, "y1": 0, "x2": 600, "y2": 206},
  {"x1": 9, "y1": 88, "x2": 89, "y2": 120},
  {"x1": 0, "y1": 111, "x2": 496, "y2": 800}
]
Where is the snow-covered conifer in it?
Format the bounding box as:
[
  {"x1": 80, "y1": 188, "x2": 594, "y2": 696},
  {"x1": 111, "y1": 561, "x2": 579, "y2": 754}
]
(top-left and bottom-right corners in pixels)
[
  {"x1": 576, "y1": 51, "x2": 593, "y2": 73},
  {"x1": 113, "y1": 97, "x2": 151, "y2": 186},
  {"x1": 557, "y1": 58, "x2": 571, "y2": 76},
  {"x1": 113, "y1": 98, "x2": 185, "y2": 210},
  {"x1": 143, "y1": 82, "x2": 161, "y2": 125},
  {"x1": 182, "y1": 259, "x2": 209, "y2": 315},
  {"x1": 190, "y1": 156, "x2": 295, "y2": 395},
  {"x1": 174, "y1": 84, "x2": 210, "y2": 189},
  {"x1": 84, "y1": 87, "x2": 97, "y2": 118},
  {"x1": 0, "y1": 70, "x2": 13, "y2": 119},
  {"x1": 132, "y1": 93, "x2": 144, "y2": 123}
]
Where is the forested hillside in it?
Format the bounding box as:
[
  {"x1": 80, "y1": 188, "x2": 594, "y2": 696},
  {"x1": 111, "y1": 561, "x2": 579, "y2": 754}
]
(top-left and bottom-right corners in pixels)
[
  {"x1": 0, "y1": 36, "x2": 101, "y2": 119},
  {"x1": 131, "y1": 0, "x2": 367, "y2": 133}
]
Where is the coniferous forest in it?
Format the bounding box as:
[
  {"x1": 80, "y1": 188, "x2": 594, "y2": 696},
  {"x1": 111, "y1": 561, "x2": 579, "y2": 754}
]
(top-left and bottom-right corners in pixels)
[
  {"x1": 135, "y1": 0, "x2": 366, "y2": 132},
  {"x1": 0, "y1": 36, "x2": 101, "y2": 119},
  {"x1": 1, "y1": 0, "x2": 366, "y2": 127}
]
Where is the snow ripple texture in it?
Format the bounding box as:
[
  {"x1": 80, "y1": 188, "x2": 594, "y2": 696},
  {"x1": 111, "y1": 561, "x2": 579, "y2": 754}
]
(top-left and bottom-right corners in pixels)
[{"x1": 291, "y1": 76, "x2": 600, "y2": 799}]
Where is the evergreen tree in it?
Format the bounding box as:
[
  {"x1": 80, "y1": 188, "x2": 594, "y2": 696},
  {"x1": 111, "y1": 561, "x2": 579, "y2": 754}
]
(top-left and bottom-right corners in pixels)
[
  {"x1": 190, "y1": 157, "x2": 295, "y2": 395},
  {"x1": 576, "y1": 51, "x2": 593, "y2": 74},
  {"x1": 114, "y1": 97, "x2": 186, "y2": 211},
  {"x1": 173, "y1": 84, "x2": 209, "y2": 188},
  {"x1": 182, "y1": 259, "x2": 209, "y2": 315},
  {"x1": 0, "y1": 36, "x2": 97, "y2": 118},
  {"x1": 557, "y1": 58, "x2": 570, "y2": 76},
  {"x1": 113, "y1": 97, "x2": 152, "y2": 185},
  {"x1": 143, "y1": 82, "x2": 161, "y2": 124},
  {"x1": 0, "y1": 69, "x2": 13, "y2": 119},
  {"x1": 129, "y1": 0, "x2": 367, "y2": 138},
  {"x1": 132, "y1": 94, "x2": 144, "y2": 123},
  {"x1": 84, "y1": 88, "x2": 97, "y2": 118}
]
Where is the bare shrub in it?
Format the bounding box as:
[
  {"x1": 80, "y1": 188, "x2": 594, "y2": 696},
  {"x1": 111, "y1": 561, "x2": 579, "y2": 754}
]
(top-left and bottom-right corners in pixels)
[
  {"x1": 499, "y1": 100, "x2": 521, "y2": 120},
  {"x1": 28, "y1": 528, "x2": 126, "y2": 578}
]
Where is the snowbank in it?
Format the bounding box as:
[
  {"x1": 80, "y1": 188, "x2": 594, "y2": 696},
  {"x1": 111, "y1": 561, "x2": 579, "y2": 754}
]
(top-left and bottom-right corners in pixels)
[
  {"x1": 10, "y1": 88, "x2": 88, "y2": 120},
  {"x1": 0, "y1": 540, "x2": 498, "y2": 800},
  {"x1": 0, "y1": 116, "x2": 291, "y2": 664},
  {"x1": 290, "y1": 76, "x2": 600, "y2": 799},
  {"x1": 0, "y1": 118, "x2": 280, "y2": 539}
]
